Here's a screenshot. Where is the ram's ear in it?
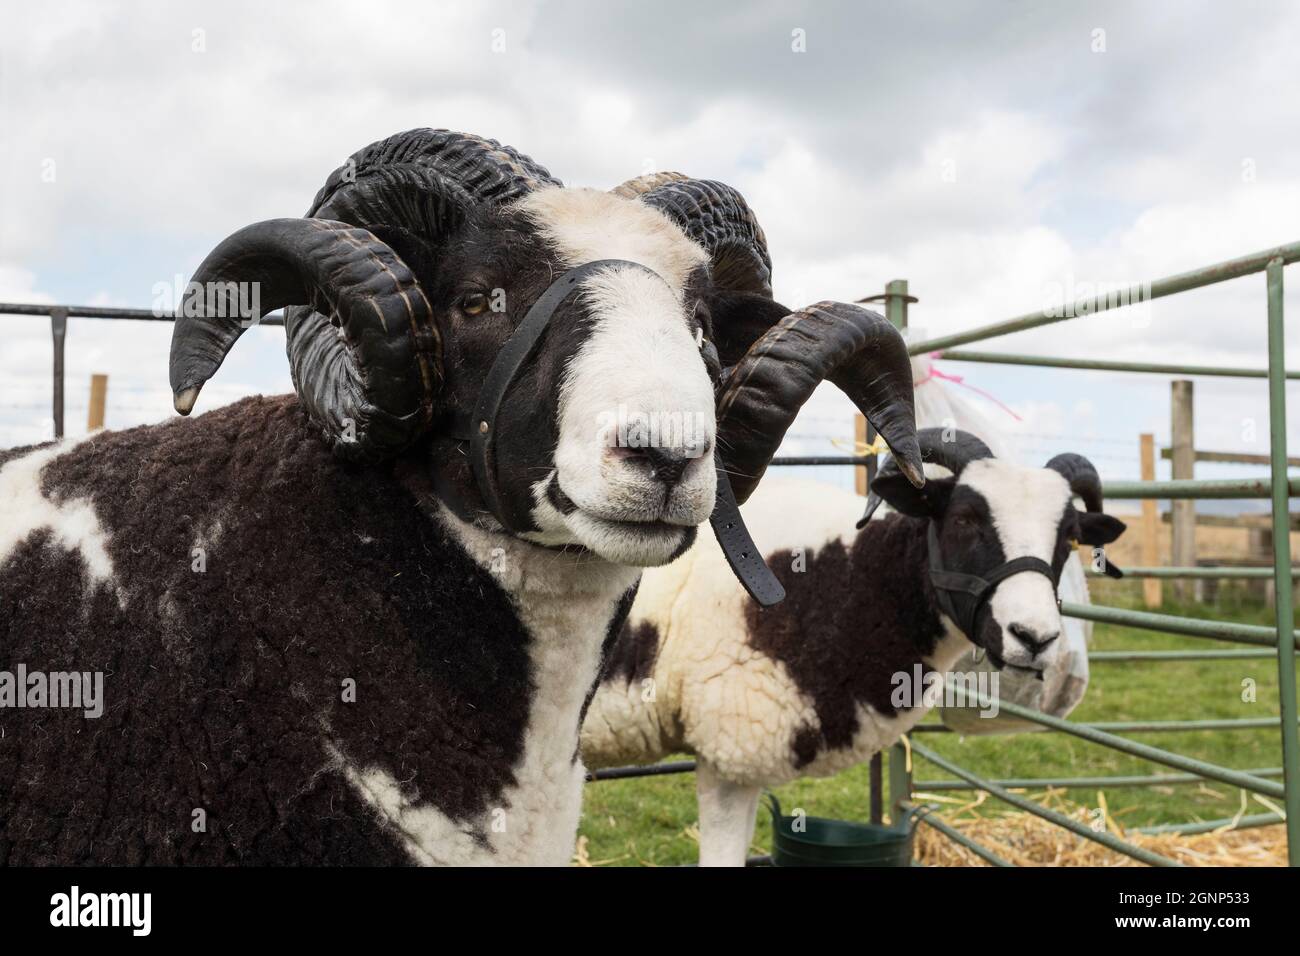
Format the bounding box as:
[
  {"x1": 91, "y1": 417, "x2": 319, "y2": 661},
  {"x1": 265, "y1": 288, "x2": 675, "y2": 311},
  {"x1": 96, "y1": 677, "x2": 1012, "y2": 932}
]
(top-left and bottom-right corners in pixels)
[
  {"x1": 702, "y1": 288, "x2": 791, "y2": 368},
  {"x1": 1077, "y1": 512, "x2": 1126, "y2": 546},
  {"x1": 872, "y1": 473, "x2": 954, "y2": 519}
]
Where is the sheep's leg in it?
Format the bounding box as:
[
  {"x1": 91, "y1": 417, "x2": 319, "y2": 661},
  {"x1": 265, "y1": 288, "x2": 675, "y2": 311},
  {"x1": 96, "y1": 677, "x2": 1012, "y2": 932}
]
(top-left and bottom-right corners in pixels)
[{"x1": 695, "y1": 759, "x2": 760, "y2": 867}]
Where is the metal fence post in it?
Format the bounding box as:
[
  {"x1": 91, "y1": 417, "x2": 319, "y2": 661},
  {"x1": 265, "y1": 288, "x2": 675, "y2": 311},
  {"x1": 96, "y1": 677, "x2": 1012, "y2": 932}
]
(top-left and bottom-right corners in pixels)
[
  {"x1": 1171, "y1": 380, "x2": 1197, "y2": 600},
  {"x1": 889, "y1": 741, "x2": 911, "y2": 826},
  {"x1": 50, "y1": 307, "x2": 68, "y2": 440},
  {"x1": 1265, "y1": 257, "x2": 1300, "y2": 865},
  {"x1": 863, "y1": 280, "x2": 913, "y2": 830}
]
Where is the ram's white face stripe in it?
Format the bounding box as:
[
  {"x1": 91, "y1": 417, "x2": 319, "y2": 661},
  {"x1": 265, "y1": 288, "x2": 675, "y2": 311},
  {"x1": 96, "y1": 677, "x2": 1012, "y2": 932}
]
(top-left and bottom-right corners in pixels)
[
  {"x1": 514, "y1": 187, "x2": 707, "y2": 295},
  {"x1": 959, "y1": 459, "x2": 1071, "y2": 668},
  {"x1": 513, "y1": 187, "x2": 717, "y2": 566}
]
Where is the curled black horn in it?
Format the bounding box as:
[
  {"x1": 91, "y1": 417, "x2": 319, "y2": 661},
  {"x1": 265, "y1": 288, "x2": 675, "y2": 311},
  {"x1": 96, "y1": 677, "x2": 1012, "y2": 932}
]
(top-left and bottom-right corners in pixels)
[
  {"x1": 311, "y1": 129, "x2": 560, "y2": 230},
  {"x1": 1047, "y1": 453, "x2": 1126, "y2": 578},
  {"x1": 169, "y1": 129, "x2": 558, "y2": 460},
  {"x1": 613, "y1": 173, "x2": 772, "y2": 296},
  {"x1": 169, "y1": 218, "x2": 439, "y2": 460},
  {"x1": 858, "y1": 428, "x2": 994, "y2": 527},
  {"x1": 714, "y1": 301, "x2": 925, "y2": 505},
  {"x1": 1045, "y1": 453, "x2": 1104, "y2": 512}
]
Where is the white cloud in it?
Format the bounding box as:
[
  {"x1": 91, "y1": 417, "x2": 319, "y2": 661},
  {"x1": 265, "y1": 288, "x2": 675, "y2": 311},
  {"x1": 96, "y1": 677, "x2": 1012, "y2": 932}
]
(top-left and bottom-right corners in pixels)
[{"x1": 2, "y1": 0, "x2": 1298, "y2": 485}]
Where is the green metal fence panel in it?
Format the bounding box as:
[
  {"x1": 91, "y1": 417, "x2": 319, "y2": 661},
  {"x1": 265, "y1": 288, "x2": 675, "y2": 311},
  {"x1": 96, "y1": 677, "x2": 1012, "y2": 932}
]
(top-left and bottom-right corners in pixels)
[
  {"x1": 1088, "y1": 566, "x2": 1298, "y2": 579},
  {"x1": 1265, "y1": 257, "x2": 1300, "y2": 864},
  {"x1": 909, "y1": 742, "x2": 1184, "y2": 866},
  {"x1": 1102, "y1": 477, "x2": 1298, "y2": 499},
  {"x1": 1089, "y1": 649, "x2": 1278, "y2": 662},
  {"x1": 1134, "y1": 813, "x2": 1283, "y2": 837},
  {"x1": 912, "y1": 717, "x2": 1294, "y2": 734},
  {"x1": 941, "y1": 682, "x2": 1286, "y2": 798},
  {"x1": 889, "y1": 244, "x2": 1298, "y2": 865},
  {"x1": 934, "y1": 349, "x2": 1300, "y2": 379},
  {"x1": 916, "y1": 767, "x2": 1283, "y2": 792},
  {"x1": 906, "y1": 239, "x2": 1300, "y2": 354},
  {"x1": 1060, "y1": 601, "x2": 1298, "y2": 648}
]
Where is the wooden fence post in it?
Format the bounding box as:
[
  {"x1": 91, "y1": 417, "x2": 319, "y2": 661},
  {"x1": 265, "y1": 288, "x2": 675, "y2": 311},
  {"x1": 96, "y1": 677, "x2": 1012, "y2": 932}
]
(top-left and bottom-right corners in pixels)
[
  {"x1": 87, "y1": 374, "x2": 108, "y2": 431},
  {"x1": 1139, "y1": 433, "x2": 1162, "y2": 608},
  {"x1": 1170, "y1": 380, "x2": 1197, "y2": 601}
]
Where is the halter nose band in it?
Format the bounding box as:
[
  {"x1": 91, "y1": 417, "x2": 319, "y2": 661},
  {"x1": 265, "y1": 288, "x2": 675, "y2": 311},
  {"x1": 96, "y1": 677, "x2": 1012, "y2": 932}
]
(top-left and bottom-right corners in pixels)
[{"x1": 926, "y1": 521, "x2": 1057, "y2": 641}]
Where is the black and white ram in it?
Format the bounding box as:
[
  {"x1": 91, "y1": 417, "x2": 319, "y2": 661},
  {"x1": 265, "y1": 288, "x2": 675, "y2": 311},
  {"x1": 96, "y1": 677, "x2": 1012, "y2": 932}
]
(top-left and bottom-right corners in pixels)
[
  {"x1": 582, "y1": 429, "x2": 1126, "y2": 866},
  {"x1": 0, "y1": 129, "x2": 923, "y2": 865}
]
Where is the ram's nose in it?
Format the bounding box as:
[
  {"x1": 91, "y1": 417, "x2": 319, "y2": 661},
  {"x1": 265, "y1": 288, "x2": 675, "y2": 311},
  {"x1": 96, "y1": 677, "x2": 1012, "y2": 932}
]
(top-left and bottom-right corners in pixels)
[
  {"x1": 608, "y1": 443, "x2": 711, "y2": 491},
  {"x1": 1007, "y1": 623, "x2": 1060, "y2": 660}
]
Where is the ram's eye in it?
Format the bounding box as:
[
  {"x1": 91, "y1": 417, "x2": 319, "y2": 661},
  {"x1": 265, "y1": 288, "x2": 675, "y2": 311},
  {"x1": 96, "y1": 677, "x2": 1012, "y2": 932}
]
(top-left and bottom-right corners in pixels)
[{"x1": 460, "y1": 292, "x2": 490, "y2": 316}]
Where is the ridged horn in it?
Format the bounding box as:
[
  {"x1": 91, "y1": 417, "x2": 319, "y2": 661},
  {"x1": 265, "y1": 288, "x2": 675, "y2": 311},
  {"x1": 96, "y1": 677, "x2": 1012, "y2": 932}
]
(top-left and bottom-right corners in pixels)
[
  {"x1": 859, "y1": 428, "x2": 994, "y2": 526},
  {"x1": 613, "y1": 174, "x2": 772, "y2": 296},
  {"x1": 170, "y1": 130, "x2": 559, "y2": 461},
  {"x1": 169, "y1": 218, "x2": 437, "y2": 461},
  {"x1": 1045, "y1": 453, "x2": 1105, "y2": 513},
  {"x1": 309, "y1": 128, "x2": 561, "y2": 230},
  {"x1": 715, "y1": 300, "x2": 924, "y2": 504}
]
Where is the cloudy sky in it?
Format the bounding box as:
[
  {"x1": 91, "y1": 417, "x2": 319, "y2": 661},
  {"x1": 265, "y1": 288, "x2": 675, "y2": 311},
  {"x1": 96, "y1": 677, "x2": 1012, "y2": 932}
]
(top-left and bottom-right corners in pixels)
[{"x1": 2, "y1": 0, "x2": 1297, "y2": 494}]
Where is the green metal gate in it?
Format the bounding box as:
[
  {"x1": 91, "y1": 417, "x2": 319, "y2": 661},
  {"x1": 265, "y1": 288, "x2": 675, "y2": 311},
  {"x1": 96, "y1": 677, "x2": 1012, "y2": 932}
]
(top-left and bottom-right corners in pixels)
[{"x1": 884, "y1": 242, "x2": 1300, "y2": 866}]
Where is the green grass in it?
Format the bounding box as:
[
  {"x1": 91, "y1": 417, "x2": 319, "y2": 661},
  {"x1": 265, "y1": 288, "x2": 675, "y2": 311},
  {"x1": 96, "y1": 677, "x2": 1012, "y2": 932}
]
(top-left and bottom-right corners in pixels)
[{"x1": 577, "y1": 580, "x2": 1299, "y2": 866}]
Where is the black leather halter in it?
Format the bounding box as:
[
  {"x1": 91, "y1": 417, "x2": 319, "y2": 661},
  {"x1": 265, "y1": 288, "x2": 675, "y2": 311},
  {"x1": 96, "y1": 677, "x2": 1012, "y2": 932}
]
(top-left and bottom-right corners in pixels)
[
  {"x1": 449, "y1": 258, "x2": 787, "y2": 607},
  {"x1": 926, "y1": 521, "x2": 1058, "y2": 640}
]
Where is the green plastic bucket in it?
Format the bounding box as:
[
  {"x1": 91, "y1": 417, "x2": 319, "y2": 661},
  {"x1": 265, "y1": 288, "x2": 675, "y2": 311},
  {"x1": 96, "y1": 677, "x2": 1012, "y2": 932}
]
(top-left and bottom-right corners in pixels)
[{"x1": 766, "y1": 793, "x2": 921, "y2": 867}]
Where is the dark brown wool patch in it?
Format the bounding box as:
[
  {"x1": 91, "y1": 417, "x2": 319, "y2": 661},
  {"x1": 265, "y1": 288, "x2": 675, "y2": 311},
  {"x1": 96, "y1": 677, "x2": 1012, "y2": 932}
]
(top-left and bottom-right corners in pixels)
[
  {"x1": 599, "y1": 617, "x2": 661, "y2": 688},
  {"x1": 744, "y1": 514, "x2": 946, "y2": 767},
  {"x1": 0, "y1": 395, "x2": 548, "y2": 865}
]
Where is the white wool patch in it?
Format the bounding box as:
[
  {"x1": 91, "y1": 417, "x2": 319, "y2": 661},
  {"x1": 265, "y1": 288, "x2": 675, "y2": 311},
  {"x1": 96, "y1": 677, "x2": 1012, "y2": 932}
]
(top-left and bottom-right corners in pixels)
[
  {"x1": 583, "y1": 478, "x2": 986, "y2": 865},
  {"x1": 0, "y1": 438, "x2": 115, "y2": 588},
  {"x1": 583, "y1": 478, "x2": 980, "y2": 782},
  {"x1": 331, "y1": 506, "x2": 638, "y2": 865},
  {"x1": 326, "y1": 741, "x2": 483, "y2": 866},
  {"x1": 513, "y1": 187, "x2": 707, "y2": 296}
]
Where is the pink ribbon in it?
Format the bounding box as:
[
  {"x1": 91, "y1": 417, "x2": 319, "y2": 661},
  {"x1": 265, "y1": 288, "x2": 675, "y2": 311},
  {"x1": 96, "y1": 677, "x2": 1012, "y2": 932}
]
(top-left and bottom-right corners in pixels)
[{"x1": 915, "y1": 353, "x2": 1023, "y2": 422}]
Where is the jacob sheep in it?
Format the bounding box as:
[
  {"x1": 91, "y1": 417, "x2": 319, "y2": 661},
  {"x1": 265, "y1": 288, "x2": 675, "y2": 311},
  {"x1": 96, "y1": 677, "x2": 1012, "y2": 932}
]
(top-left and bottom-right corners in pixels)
[
  {"x1": 910, "y1": 350, "x2": 1096, "y2": 730},
  {"x1": 0, "y1": 129, "x2": 923, "y2": 865},
  {"x1": 581, "y1": 429, "x2": 1126, "y2": 866}
]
